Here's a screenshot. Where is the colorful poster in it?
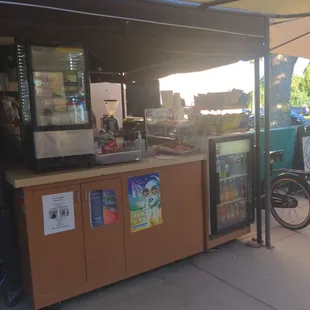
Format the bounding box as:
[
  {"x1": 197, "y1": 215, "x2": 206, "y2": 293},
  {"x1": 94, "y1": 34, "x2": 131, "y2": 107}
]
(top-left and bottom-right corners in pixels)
[
  {"x1": 127, "y1": 173, "x2": 162, "y2": 232},
  {"x1": 42, "y1": 191, "x2": 75, "y2": 236},
  {"x1": 89, "y1": 190, "x2": 119, "y2": 228}
]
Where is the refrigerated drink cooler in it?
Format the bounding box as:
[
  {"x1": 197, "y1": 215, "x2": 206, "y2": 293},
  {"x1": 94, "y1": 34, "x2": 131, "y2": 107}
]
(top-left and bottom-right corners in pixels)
[{"x1": 198, "y1": 133, "x2": 254, "y2": 236}]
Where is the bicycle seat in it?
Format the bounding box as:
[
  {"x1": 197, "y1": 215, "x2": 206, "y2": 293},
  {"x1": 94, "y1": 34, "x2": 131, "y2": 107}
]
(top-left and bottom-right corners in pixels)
[{"x1": 270, "y1": 150, "x2": 284, "y2": 158}]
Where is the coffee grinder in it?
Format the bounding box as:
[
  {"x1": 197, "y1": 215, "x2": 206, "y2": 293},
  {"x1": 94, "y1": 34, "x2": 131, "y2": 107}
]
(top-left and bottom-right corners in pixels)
[{"x1": 102, "y1": 99, "x2": 120, "y2": 132}]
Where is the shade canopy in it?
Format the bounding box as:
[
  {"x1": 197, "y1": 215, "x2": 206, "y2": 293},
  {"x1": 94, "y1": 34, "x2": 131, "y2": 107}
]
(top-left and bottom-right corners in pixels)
[
  {"x1": 0, "y1": 0, "x2": 265, "y2": 81},
  {"x1": 195, "y1": 0, "x2": 310, "y2": 16},
  {"x1": 270, "y1": 17, "x2": 310, "y2": 58}
]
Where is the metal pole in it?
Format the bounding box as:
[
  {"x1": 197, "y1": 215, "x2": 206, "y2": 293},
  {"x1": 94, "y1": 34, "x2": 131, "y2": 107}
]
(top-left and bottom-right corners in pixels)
[
  {"x1": 264, "y1": 17, "x2": 272, "y2": 249},
  {"x1": 254, "y1": 57, "x2": 262, "y2": 245}
]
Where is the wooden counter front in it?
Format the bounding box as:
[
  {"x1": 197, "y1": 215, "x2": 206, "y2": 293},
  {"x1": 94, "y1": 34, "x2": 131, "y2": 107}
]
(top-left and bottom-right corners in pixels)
[{"x1": 6, "y1": 156, "x2": 205, "y2": 309}]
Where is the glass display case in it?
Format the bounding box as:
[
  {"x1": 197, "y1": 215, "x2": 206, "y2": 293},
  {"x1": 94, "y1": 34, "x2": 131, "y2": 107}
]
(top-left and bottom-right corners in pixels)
[
  {"x1": 16, "y1": 44, "x2": 94, "y2": 172},
  {"x1": 30, "y1": 46, "x2": 88, "y2": 127},
  {"x1": 145, "y1": 108, "x2": 197, "y2": 155}
]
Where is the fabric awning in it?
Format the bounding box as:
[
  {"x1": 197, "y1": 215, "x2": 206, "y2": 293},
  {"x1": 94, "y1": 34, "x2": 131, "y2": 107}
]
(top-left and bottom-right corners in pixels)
[
  {"x1": 196, "y1": 0, "x2": 310, "y2": 16},
  {"x1": 270, "y1": 17, "x2": 310, "y2": 58},
  {"x1": 0, "y1": 0, "x2": 265, "y2": 81}
]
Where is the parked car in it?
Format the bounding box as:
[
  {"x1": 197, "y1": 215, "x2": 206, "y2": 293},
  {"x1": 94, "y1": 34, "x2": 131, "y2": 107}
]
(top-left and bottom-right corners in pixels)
[
  {"x1": 291, "y1": 106, "x2": 309, "y2": 116},
  {"x1": 291, "y1": 111, "x2": 305, "y2": 124},
  {"x1": 248, "y1": 114, "x2": 265, "y2": 128},
  {"x1": 248, "y1": 110, "x2": 305, "y2": 128}
]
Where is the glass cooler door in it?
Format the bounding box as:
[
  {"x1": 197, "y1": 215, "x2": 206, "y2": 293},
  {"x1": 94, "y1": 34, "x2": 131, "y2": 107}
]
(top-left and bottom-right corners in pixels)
[
  {"x1": 210, "y1": 137, "x2": 252, "y2": 234},
  {"x1": 30, "y1": 46, "x2": 89, "y2": 128}
]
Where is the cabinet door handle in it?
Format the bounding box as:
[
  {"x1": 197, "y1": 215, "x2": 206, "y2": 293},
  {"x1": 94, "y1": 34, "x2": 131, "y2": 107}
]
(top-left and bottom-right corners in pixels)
[
  {"x1": 77, "y1": 191, "x2": 81, "y2": 202},
  {"x1": 84, "y1": 190, "x2": 88, "y2": 201}
]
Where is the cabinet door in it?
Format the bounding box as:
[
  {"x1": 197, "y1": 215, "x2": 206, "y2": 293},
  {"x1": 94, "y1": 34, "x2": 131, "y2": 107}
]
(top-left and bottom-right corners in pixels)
[
  {"x1": 31, "y1": 185, "x2": 86, "y2": 298},
  {"x1": 81, "y1": 178, "x2": 126, "y2": 286}
]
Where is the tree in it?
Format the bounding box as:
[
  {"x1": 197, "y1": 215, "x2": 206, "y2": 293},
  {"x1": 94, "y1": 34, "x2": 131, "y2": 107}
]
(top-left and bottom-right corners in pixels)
[
  {"x1": 301, "y1": 63, "x2": 310, "y2": 97},
  {"x1": 290, "y1": 75, "x2": 310, "y2": 107},
  {"x1": 248, "y1": 55, "x2": 297, "y2": 127},
  {"x1": 248, "y1": 77, "x2": 264, "y2": 111},
  {"x1": 269, "y1": 55, "x2": 298, "y2": 127}
]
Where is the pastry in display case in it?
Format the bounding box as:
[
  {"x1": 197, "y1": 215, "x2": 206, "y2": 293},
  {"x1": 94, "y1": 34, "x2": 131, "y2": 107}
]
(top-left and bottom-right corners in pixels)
[{"x1": 145, "y1": 108, "x2": 197, "y2": 155}]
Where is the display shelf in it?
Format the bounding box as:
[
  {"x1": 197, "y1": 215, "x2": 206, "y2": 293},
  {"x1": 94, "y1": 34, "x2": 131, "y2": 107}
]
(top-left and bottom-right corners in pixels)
[
  {"x1": 219, "y1": 173, "x2": 247, "y2": 182},
  {"x1": 147, "y1": 134, "x2": 175, "y2": 141},
  {"x1": 218, "y1": 197, "x2": 244, "y2": 207},
  {"x1": 146, "y1": 122, "x2": 193, "y2": 129}
]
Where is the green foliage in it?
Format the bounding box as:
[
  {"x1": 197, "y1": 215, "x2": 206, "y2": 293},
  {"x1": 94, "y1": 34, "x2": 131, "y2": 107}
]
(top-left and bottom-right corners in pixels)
[
  {"x1": 248, "y1": 77, "x2": 264, "y2": 109},
  {"x1": 301, "y1": 64, "x2": 310, "y2": 97},
  {"x1": 290, "y1": 74, "x2": 310, "y2": 107},
  {"x1": 290, "y1": 62, "x2": 310, "y2": 107},
  {"x1": 250, "y1": 62, "x2": 310, "y2": 109}
]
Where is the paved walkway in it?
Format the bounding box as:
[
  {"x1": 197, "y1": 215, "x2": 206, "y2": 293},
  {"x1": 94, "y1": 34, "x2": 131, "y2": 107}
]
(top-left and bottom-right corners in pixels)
[{"x1": 2, "y1": 217, "x2": 310, "y2": 310}]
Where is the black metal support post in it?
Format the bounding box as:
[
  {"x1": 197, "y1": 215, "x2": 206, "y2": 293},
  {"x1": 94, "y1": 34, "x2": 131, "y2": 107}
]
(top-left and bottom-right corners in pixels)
[
  {"x1": 254, "y1": 57, "x2": 262, "y2": 245},
  {"x1": 264, "y1": 17, "x2": 272, "y2": 249}
]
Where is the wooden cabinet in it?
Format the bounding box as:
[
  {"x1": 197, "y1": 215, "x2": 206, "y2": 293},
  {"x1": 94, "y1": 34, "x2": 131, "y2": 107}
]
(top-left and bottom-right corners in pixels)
[
  {"x1": 81, "y1": 178, "x2": 126, "y2": 287},
  {"x1": 30, "y1": 185, "x2": 86, "y2": 303},
  {"x1": 122, "y1": 162, "x2": 204, "y2": 277},
  {"x1": 12, "y1": 161, "x2": 205, "y2": 309}
]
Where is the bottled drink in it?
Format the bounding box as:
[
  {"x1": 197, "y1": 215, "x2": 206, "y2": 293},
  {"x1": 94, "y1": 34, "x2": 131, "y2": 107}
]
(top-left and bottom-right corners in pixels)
[
  {"x1": 239, "y1": 199, "x2": 246, "y2": 219},
  {"x1": 223, "y1": 181, "x2": 229, "y2": 202},
  {"x1": 229, "y1": 203, "x2": 235, "y2": 222},
  {"x1": 226, "y1": 204, "x2": 231, "y2": 223},
  {"x1": 225, "y1": 162, "x2": 230, "y2": 177},
  {"x1": 240, "y1": 177, "x2": 246, "y2": 197},
  {"x1": 220, "y1": 182, "x2": 225, "y2": 204},
  {"x1": 240, "y1": 153, "x2": 246, "y2": 174},
  {"x1": 216, "y1": 157, "x2": 221, "y2": 176},
  {"x1": 230, "y1": 155, "x2": 236, "y2": 176},
  {"x1": 232, "y1": 179, "x2": 238, "y2": 199},
  {"x1": 228, "y1": 180, "x2": 234, "y2": 201},
  {"x1": 220, "y1": 158, "x2": 226, "y2": 178},
  {"x1": 234, "y1": 202, "x2": 240, "y2": 221},
  {"x1": 235, "y1": 153, "x2": 241, "y2": 175},
  {"x1": 218, "y1": 205, "x2": 226, "y2": 227}
]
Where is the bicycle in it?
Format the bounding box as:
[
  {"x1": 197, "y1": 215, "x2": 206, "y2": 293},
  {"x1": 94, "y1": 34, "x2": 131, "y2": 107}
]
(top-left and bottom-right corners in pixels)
[{"x1": 262, "y1": 150, "x2": 310, "y2": 230}]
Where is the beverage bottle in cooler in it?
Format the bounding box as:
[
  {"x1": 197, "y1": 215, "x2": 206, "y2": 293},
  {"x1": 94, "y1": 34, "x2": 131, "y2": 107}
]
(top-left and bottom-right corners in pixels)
[
  {"x1": 240, "y1": 153, "x2": 246, "y2": 174},
  {"x1": 240, "y1": 177, "x2": 246, "y2": 197},
  {"x1": 225, "y1": 160, "x2": 230, "y2": 177},
  {"x1": 230, "y1": 203, "x2": 235, "y2": 222},
  {"x1": 225, "y1": 204, "x2": 231, "y2": 223},
  {"x1": 218, "y1": 205, "x2": 226, "y2": 227},
  {"x1": 230, "y1": 155, "x2": 236, "y2": 176},
  {"x1": 235, "y1": 153, "x2": 241, "y2": 175},
  {"x1": 220, "y1": 182, "x2": 225, "y2": 204},
  {"x1": 234, "y1": 202, "x2": 240, "y2": 221},
  {"x1": 223, "y1": 181, "x2": 229, "y2": 202},
  {"x1": 239, "y1": 199, "x2": 246, "y2": 219},
  {"x1": 216, "y1": 157, "x2": 222, "y2": 176},
  {"x1": 220, "y1": 158, "x2": 226, "y2": 178},
  {"x1": 228, "y1": 180, "x2": 234, "y2": 201},
  {"x1": 232, "y1": 179, "x2": 238, "y2": 199}
]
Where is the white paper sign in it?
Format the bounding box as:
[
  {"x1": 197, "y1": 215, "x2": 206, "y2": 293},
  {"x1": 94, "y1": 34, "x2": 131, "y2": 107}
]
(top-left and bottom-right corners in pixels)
[
  {"x1": 42, "y1": 191, "x2": 75, "y2": 236},
  {"x1": 302, "y1": 136, "x2": 310, "y2": 172}
]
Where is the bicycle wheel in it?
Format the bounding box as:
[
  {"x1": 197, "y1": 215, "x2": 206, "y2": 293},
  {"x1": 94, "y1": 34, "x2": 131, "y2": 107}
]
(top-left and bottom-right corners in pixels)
[{"x1": 270, "y1": 174, "x2": 310, "y2": 230}]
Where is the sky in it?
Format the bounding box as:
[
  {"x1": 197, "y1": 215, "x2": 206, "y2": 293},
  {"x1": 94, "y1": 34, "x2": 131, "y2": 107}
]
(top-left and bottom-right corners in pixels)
[{"x1": 159, "y1": 57, "x2": 310, "y2": 106}]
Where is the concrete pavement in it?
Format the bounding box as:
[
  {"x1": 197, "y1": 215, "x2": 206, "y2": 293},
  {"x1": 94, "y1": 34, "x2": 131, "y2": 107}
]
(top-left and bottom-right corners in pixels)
[{"x1": 3, "y1": 217, "x2": 310, "y2": 310}]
